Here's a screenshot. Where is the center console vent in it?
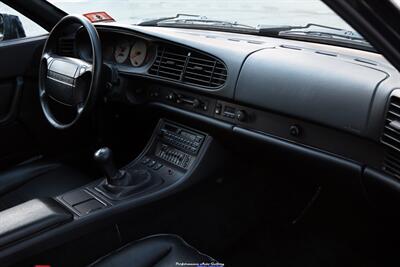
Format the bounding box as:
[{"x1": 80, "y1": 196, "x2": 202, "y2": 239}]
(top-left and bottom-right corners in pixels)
[
  {"x1": 149, "y1": 45, "x2": 227, "y2": 88},
  {"x1": 381, "y1": 92, "x2": 400, "y2": 177}
]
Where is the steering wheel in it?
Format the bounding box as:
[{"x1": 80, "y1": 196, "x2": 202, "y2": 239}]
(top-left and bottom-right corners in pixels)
[{"x1": 39, "y1": 15, "x2": 102, "y2": 129}]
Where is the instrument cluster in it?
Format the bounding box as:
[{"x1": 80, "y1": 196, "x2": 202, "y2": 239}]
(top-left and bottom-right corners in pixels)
[
  {"x1": 113, "y1": 39, "x2": 149, "y2": 67},
  {"x1": 76, "y1": 30, "x2": 153, "y2": 68}
]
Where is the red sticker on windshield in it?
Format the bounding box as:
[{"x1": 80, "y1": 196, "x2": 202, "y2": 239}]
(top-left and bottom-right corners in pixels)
[{"x1": 83, "y1": 12, "x2": 115, "y2": 23}]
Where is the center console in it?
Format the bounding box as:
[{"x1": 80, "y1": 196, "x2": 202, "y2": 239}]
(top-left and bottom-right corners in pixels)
[
  {"x1": 0, "y1": 119, "x2": 223, "y2": 266},
  {"x1": 0, "y1": 119, "x2": 224, "y2": 265},
  {"x1": 0, "y1": 118, "x2": 221, "y2": 265},
  {"x1": 56, "y1": 118, "x2": 217, "y2": 217}
]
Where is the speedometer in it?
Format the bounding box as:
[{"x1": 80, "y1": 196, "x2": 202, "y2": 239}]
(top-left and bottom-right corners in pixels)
[
  {"x1": 129, "y1": 40, "x2": 147, "y2": 67},
  {"x1": 114, "y1": 41, "x2": 130, "y2": 63}
]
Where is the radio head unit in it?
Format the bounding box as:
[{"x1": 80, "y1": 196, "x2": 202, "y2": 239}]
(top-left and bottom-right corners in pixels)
[{"x1": 158, "y1": 121, "x2": 205, "y2": 155}]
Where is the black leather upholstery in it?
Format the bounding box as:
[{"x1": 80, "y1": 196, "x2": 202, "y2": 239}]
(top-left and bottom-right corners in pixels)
[
  {"x1": 89, "y1": 234, "x2": 216, "y2": 267},
  {"x1": 0, "y1": 159, "x2": 92, "y2": 211},
  {"x1": 0, "y1": 198, "x2": 72, "y2": 248}
]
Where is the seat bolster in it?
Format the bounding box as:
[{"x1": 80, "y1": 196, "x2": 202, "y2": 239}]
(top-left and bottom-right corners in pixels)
[
  {"x1": 0, "y1": 160, "x2": 92, "y2": 211},
  {"x1": 0, "y1": 160, "x2": 61, "y2": 196},
  {"x1": 89, "y1": 234, "x2": 216, "y2": 267}
]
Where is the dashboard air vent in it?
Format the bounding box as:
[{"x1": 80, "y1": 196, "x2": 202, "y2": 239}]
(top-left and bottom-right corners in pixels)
[
  {"x1": 57, "y1": 37, "x2": 75, "y2": 57},
  {"x1": 149, "y1": 45, "x2": 227, "y2": 88},
  {"x1": 184, "y1": 52, "x2": 227, "y2": 87},
  {"x1": 149, "y1": 46, "x2": 187, "y2": 81},
  {"x1": 381, "y1": 93, "x2": 400, "y2": 177}
]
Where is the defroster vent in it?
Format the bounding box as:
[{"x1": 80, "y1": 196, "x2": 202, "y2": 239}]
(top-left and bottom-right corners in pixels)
[{"x1": 149, "y1": 45, "x2": 227, "y2": 88}]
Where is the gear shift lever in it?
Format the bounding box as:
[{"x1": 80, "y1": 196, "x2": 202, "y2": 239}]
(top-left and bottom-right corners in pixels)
[
  {"x1": 94, "y1": 147, "x2": 123, "y2": 185},
  {"x1": 94, "y1": 147, "x2": 153, "y2": 194}
]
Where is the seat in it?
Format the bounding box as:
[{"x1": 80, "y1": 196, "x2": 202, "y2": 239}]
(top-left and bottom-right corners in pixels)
[
  {"x1": 0, "y1": 159, "x2": 92, "y2": 211},
  {"x1": 89, "y1": 234, "x2": 217, "y2": 267}
]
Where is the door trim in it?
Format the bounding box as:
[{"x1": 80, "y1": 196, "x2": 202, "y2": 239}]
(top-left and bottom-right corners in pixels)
[{"x1": 0, "y1": 76, "x2": 24, "y2": 126}]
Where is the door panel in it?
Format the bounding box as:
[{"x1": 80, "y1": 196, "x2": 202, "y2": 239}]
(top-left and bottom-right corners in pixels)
[
  {"x1": 0, "y1": 36, "x2": 46, "y2": 169},
  {"x1": 0, "y1": 80, "x2": 15, "y2": 118},
  {"x1": 0, "y1": 77, "x2": 22, "y2": 126}
]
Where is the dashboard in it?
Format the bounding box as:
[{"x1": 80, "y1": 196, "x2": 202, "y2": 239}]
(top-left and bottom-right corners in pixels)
[{"x1": 65, "y1": 22, "x2": 400, "y2": 184}]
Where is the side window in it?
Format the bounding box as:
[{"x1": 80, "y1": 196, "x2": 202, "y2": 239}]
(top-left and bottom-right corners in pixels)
[{"x1": 0, "y1": 2, "x2": 47, "y2": 42}]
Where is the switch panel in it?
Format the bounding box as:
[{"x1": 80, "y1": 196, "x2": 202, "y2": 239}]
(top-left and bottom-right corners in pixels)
[{"x1": 155, "y1": 143, "x2": 194, "y2": 169}]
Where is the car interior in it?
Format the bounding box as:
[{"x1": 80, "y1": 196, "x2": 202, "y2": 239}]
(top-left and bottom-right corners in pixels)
[{"x1": 0, "y1": 0, "x2": 400, "y2": 266}]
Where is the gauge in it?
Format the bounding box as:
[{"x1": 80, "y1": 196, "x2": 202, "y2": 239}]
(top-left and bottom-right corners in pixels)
[
  {"x1": 114, "y1": 41, "x2": 130, "y2": 63},
  {"x1": 129, "y1": 40, "x2": 148, "y2": 67}
]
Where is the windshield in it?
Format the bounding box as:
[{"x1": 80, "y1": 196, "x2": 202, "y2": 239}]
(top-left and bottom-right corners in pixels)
[
  {"x1": 48, "y1": 0, "x2": 354, "y2": 29},
  {"x1": 46, "y1": 0, "x2": 399, "y2": 49}
]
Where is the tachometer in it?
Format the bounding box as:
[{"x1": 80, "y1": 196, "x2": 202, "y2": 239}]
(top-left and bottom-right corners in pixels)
[
  {"x1": 129, "y1": 40, "x2": 147, "y2": 67},
  {"x1": 114, "y1": 41, "x2": 130, "y2": 63}
]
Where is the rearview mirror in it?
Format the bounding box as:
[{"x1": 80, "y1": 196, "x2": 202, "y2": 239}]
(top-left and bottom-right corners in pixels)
[{"x1": 0, "y1": 13, "x2": 26, "y2": 41}]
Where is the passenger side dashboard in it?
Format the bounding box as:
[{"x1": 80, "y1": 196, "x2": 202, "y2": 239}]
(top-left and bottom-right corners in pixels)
[{"x1": 70, "y1": 23, "x2": 400, "y2": 210}]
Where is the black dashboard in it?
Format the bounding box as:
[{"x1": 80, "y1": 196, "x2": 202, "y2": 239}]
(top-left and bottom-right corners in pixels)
[{"x1": 66, "y1": 22, "x2": 400, "y2": 182}]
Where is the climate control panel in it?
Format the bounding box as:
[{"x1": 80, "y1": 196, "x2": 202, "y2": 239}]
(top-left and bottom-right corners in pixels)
[{"x1": 148, "y1": 121, "x2": 207, "y2": 170}]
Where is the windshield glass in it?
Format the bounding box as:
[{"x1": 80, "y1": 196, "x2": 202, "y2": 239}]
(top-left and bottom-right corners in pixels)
[
  {"x1": 393, "y1": 0, "x2": 400, "y2": 8},
  {"x1": 48, "y1": 0, "x2": 354, "y2": 29},
  {"x1": 47, "y1": 0, "x2": 400, "y2": 50}
]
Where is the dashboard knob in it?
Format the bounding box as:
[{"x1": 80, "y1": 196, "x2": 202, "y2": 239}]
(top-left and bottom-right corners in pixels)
[
  {"x1": 192, "y1": 99, "x2": 201, "y2": 108},
  {"x1": 290, "y1": 125, "x2": 302, "y2": 137},
  {"x1": 236, "y1": 110, "x2": 247, "y2": 122}
]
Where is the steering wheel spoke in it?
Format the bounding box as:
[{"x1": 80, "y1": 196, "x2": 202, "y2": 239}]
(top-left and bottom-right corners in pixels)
[
  {"x1": 76, "y1": 61, "x2": 93, "y2": 78},
  {"x1": 42, "y1": 52, "x2": 52, "y2": 62},
  {"x1": 76, "y1": 103, "x2": 84, "y2": 115},
  {"x1": 39, "y1": 88, "x2": 46, "y2": 98}
]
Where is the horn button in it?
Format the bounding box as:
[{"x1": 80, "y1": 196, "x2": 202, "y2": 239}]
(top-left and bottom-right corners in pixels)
[{"x1": 45, "y1": 57, "x2": 91, "y2": 106}]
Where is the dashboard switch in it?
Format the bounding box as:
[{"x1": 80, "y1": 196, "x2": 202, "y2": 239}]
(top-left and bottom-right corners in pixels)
[
  {"x1": 192, "y1": 98, "x2": 200, "y2": 108},
  {"x1": 290, "y1": 125, "x2": 302, "y2": 137},
  {"x1": 153, "y1": 163, "x2": 163, "y2": 170},
  {"x1": 167, "y1": 92, "x2": 177, "y2": 101},
  {"x1": 236, "y1": 110, "x2": 247, "y2": 122},
  {"x1": 215, "y1": 104, "x2": 222, "y2": 115}
]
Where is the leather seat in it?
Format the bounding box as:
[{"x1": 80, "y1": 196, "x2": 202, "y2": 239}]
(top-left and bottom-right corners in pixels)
[
  {"x1": 89, "y1": 234, "x2": 217, "y2": 267},
  {"x1": 0, "y1": 159, "x2": 92, "y2": 211}
]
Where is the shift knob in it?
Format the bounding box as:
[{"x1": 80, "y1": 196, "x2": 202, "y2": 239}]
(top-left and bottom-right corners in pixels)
[{"x1": 94, "y1": 147, "x2": 119, "y2": 183}]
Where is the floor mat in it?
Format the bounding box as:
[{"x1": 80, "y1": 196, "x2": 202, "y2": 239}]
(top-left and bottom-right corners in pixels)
[{"x1": 222, "y1": 186, "x2": 397, "y2": 267}]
